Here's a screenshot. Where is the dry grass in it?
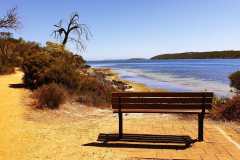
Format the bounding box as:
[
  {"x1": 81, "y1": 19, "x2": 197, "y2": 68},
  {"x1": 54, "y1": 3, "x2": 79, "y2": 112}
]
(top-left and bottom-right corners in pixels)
[{"x1": 32, "y1": 83, "x2": 67, "y2": 109}]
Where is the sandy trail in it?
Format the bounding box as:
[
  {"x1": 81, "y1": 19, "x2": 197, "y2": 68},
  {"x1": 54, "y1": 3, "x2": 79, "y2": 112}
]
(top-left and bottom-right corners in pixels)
[
  {"x1": 0, "y1": 71, "x2": 116, "y2": 160},
  {"x1": 0, "y1": 71, "x2": 240, "y2": 160},
  {"x1": 0, "y1": 71, "x2": 29, "y2": 159}
]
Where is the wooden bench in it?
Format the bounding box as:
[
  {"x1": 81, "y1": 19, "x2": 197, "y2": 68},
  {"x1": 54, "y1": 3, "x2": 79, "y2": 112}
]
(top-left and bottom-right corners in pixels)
[{"x1": 112, "y1": 92, "x2": 214, "y2": 142}]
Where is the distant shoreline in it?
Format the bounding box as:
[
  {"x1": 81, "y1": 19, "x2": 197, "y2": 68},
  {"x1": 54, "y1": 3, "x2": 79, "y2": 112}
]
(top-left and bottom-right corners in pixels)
[
  {"x1": 151, "y1": 50, "x2": 240, "y2": 60},
  {"x1": 88, "y1": 58, "x2": 240, "y2": 63}
]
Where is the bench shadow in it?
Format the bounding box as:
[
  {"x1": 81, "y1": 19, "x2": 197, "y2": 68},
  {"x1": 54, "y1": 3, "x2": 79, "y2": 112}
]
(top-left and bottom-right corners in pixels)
[
  {"x1": 9, "y1": 83, "x2": 26, "y2": 88},
  {"x1": 83, "y1": 133, "x2": 197, "y2": 150}
]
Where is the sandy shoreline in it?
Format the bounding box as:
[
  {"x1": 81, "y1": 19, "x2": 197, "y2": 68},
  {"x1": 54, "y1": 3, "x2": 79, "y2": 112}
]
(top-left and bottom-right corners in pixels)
[{"x1": 93, "y1": 67, "x2": 166, "y2": 92}]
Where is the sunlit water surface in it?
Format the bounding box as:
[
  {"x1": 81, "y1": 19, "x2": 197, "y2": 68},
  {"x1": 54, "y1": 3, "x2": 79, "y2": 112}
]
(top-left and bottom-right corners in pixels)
[{"x1": 88, "y1": 59, "x2": 240, "y2": 97}]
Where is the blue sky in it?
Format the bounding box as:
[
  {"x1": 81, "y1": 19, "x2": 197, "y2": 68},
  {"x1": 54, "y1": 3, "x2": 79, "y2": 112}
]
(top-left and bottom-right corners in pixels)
[{"x1": 1, "y1": 0, "x2": 240, "y2": 60}]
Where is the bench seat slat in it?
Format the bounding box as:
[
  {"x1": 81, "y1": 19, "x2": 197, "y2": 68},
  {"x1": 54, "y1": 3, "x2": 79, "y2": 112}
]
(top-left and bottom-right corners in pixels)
[
  {"x1": 113, "y1": 109, "x2": 210, "y2": 113},
  {"x1": 112, "y1": 92, "x2": 214, "y2": 98},
  {"x1": 112, "y1": 97, "x2": 213, "y2": 104}
]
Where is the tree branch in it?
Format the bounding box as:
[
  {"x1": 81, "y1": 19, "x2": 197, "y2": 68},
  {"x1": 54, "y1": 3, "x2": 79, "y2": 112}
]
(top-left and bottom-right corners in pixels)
[
  {"x1": 0, "y1": 7, "x2": 20, "y2": 30},
  {"x1": 52, "y1": 12, "x2": 92, "y2": 52}
]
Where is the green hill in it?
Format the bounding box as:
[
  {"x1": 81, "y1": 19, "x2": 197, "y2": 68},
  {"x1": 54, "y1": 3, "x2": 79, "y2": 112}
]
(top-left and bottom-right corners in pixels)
[{"x1": 151, "y1": 50, "x2": 240, "y2": 59}]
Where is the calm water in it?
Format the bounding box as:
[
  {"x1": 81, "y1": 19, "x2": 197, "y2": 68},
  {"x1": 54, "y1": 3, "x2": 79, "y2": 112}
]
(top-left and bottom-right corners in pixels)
[{"x1": 88, "y1": 59, "x2": 240, "y2": 96}]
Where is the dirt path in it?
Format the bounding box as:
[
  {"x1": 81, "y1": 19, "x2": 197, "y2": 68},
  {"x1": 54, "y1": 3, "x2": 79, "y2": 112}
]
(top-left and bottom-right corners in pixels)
[
  {"x1": 0, "y1": 71, "x2": 29, "y2": 159},
  {"x1": 0, "y1": 71, "x2": 240, "y2": 160}
]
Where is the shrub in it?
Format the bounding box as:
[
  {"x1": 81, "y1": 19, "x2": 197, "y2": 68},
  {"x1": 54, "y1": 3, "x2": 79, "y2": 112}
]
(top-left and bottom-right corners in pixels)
[
  {"x1": 229, "y1": 71, "x2": 240, "y2": 92},
  {"x1": 33, "y1": 83, "x2": 67, "y2": 109},
  {"x1": 22, "y1": 51, "x2": 52, "y2": 89},
  {"x1": 76, "y1": 76, "x2": 117, "y2": 106},
  {"x1": 41, "y1": 60, "x2": 81, "y2": 90},
  {"x1": 0, "y1": 38, "x2": 43, "y2": 70},
  {"x1": 21, "y1": 46, "x2": 85, "y2": 90},
  {"x1": 45, "y1": 42, "x2": 86, "y2": 68},
  {"x1": 0, "y1": 64, "x2": 15, "y2": 74},
  {"x1": 0, "y1": 39, "x2": 16, "y2": 74},
  {"x1": 211, "y1": 95, "x2": 240, "y2": 121},
  {"x1": 210, "y1": 97, "x2": 227, "y2": 119},
  {"x1": 221, "y1": 95, "x2": 240, "y2": 121},
  {"x1": 48, "y1": 49, "x2": 86, "y2": 68}
]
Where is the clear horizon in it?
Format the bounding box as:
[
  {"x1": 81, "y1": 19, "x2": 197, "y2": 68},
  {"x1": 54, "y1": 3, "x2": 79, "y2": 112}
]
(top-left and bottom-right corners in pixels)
[{"x1": 1, "y1": 0, "x2": 240, "y2": 60}]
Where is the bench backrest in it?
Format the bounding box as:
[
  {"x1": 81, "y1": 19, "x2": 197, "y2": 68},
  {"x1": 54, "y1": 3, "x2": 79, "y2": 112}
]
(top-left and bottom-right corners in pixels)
[{"x1": 112, "y1": 92, "x2": 214, "y2": 113}]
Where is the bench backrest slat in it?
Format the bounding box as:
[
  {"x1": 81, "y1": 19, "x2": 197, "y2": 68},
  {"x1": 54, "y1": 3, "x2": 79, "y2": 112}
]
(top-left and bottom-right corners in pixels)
[
  {"x1": 112, "y1": 92, "x2": 214, "y2": 113},
  {"x1": 112, "y1": 103, "x2": 212, "y2": 110},
  {"x1": 112, "y1": 97, "x2": 213, "y2": 104},
  {"x1": 112, "y1": 92, "x2": 213, "y2": 97}
]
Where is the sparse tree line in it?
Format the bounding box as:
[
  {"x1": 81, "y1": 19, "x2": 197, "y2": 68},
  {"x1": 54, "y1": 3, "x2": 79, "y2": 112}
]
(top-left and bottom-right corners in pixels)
[{"x1": 151, "y1": 51, "x2": 240, "y2": 59}]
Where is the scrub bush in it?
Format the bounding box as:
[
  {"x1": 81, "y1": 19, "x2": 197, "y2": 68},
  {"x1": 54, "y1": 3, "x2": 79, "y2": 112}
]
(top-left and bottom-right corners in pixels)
[
  {"x1": 211, "y1": 95, "x2": 240, "y2": 121},
  {"x1": 33, "y1": 83, "x2": 67, "y2": 109},
  {"x1": 229, "y1": 71, "x2": 240, "y2": 92}
]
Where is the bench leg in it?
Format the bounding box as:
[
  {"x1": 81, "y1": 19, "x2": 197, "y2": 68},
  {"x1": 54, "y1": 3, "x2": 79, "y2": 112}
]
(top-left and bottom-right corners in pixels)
[
  {"x1": 118, "y1": 112, "x2": 123, "y2": 139},
  {"x1": 198, "y1": 113, "x2": 204, "y2": 141}
]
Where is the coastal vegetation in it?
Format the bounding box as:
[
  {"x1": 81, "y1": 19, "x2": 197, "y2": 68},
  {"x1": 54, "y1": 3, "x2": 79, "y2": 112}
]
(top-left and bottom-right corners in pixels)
[
  {"x1": 212, "y1": 71, "x2": 240, "y2": 121},
  {"x1": 0, "y1": 9, "x2": 122, "y2": 109},
  {"x1": 0, "y1": 7, "x2": 20, "y2": 74},
  {"x1": 33, "y1": 83, "x2": 67, "y2": 109},
  {"x1": 0, "y1": 38, "x2": 119, "y2": 109},
  {"x1": 151, "y1": 50, "x2": 240, "y2": 59},
  {"x1": 0, "y1": 39, "x2": 15, "y2": 74},
  {"x1": 212, "y1": 95, "x2": 240, "y2": 121},
  {"x1": 229, "y1": 71, "x2": 240, "y2": 92}
]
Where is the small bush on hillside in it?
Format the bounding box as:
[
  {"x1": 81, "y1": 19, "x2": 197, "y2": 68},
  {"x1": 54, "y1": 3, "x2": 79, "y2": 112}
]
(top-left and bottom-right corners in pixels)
[
  {"x1": 229, "y1": 71, "x2": 240, "y2": 92},
  {"x1": 211, "y1": 95, "x2": 240, "y2": 121},
  {"x1": 22, "y1": 51, "x2": 52, "y2": 89},
  {"x1": 0, "y1": 39, "x2": 16, "y2": 74},
  {"x1": 41, "y1": 60, "x2": 81, "y2": 90},
  {"x1": 77, "y1": 76, "x2": 117, "y2": 106},
  {"x1": 210, "y1": 97, "x2": 226, "y2": 119},
  {"x1": 45, "y1": 42, "x2": 86, "y2": 68},
  {"x1": 33, "y1": 83, "x2": 67, "y2": 109},
  {"x1": 48, "y1": 50, "x2": 86, "y2": 68},
  {"x1": 21, "y1": 44, "x2": 86, "y2": 90},
  {"x1": 0, "y1": 65, "x2": 15, "y2": 74},
  {"x1": 0, "y1": 38, "x2": 41, "y2": 69}
]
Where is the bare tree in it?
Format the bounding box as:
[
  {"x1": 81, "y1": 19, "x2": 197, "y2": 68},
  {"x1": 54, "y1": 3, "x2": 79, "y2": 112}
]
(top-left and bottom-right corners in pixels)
[
  {"x1": 52, "y1": 13, "x2": 92, "y2": 51},
  {"x1": 0, "y1": 7, "x2": 20, "y2": 30}
]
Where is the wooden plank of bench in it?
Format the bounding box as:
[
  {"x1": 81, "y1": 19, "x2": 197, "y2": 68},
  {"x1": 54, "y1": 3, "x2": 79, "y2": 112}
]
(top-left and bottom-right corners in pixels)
[
  {"x1": 112, "y1": 97, "x2": 213, "y2": 104},
  {"x1": 113, "y1": 109, "x2": 210, "y2": 113},
  {"x1": 112, "y1": 103, "x2": 212, "y2": 110},
  {"x1": 112, "y1": 92, "x2": 214, "y2": 98}
]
